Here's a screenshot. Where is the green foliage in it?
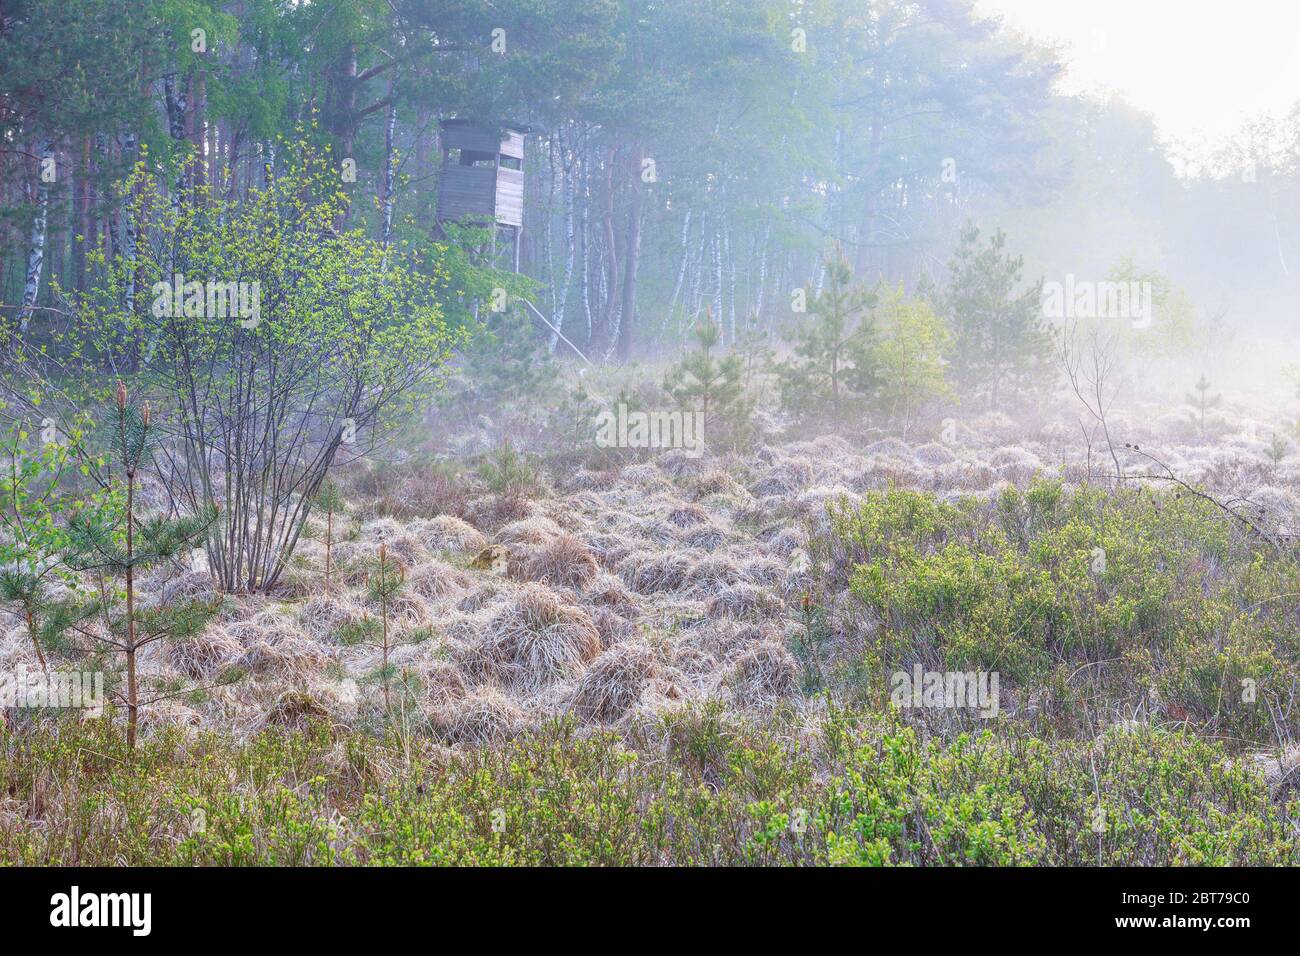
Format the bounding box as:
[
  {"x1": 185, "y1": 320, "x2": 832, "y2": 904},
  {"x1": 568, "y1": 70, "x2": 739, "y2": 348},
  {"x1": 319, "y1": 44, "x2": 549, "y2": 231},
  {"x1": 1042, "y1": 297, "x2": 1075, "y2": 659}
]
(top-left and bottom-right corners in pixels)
[
  {"x1": 940, "y1": 224, "x2": 1052, "y2": 410},
  {"x1": 60, "y1": 387, "x2": 221, "y2": 747},
  {"x1": 868, "y1": 284, "x2": 952, "y2": 434},
  {"x1": 1265, "y1": 431, "x2": 1288, "y2": 466},
  {"x1": 435, "y1": 293, "x2": 561, "y2": 445},
  {"x1": 348, "y1": 543, "x2": 411, "y2": 714},
  {"x1": 663, "y1": 315, "x2": 755, "y2": 451},
  {"x1": 832, "y1": 481, "x2": 1294, "y2": 745},
  {"x1": 476, "y1": 440, "x2": 545, "y2": 498},
  {"x1": 2, "y1": 712, "x2": 1293, "y2": 866},
  {"x1": 309, "y1": 479, "x2": 347, "y2": 590},
  {"x1": 1187, "y1": 374, "x2": 1222, "y2": 438},
  {"x1": 0, "y1": 422, "x2": 107, "y2": 665},
  {"x1": 774, "y1": 248, "x2": 879, "y2": 423},
  {"x1": 1109, "y1": 257, "x2": 1230, "y2": 365},
  {"x1": 65, "y1": 141, "x2": 462, "y2": 593}
]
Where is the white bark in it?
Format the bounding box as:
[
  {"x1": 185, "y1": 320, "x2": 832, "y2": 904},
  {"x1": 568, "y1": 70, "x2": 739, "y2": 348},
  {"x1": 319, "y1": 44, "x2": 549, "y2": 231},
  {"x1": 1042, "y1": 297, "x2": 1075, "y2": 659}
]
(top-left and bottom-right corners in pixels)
[
  {"x1": 19, "y1": 139, "x2": 55, "y2": 334},
  {"x1": 550, "y1": 142, "x2": 578, "y2": 352},
  {"x1": 380, "y1": 83, "x2": 397, "y2": 270}
]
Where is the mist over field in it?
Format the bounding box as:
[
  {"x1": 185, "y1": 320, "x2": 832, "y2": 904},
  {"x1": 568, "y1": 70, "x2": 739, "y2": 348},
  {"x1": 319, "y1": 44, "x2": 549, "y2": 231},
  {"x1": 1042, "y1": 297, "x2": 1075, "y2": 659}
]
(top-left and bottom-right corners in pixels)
[{"x1": 1, "y1": 0, "x2": 1299, "y2": 881}]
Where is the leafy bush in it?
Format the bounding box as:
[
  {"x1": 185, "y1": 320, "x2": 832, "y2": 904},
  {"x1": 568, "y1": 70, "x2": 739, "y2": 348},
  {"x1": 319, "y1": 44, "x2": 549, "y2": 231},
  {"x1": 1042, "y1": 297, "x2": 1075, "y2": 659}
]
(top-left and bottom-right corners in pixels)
[
  {"x1": 476, "y1": 441, "x2": 545, "y2": 498},
  {"x1": 65, "y1": 144, "x2": 461, "y2": 593},
  {"x1": 871, "y1": 283, "x2": 952, "y2": 434},
  {"x1": 831, "y1": 481, "x2": 1296, "y2": 744},
  {"x1": 2, "y1": 711, "x2": 1294, "y2": 866}
]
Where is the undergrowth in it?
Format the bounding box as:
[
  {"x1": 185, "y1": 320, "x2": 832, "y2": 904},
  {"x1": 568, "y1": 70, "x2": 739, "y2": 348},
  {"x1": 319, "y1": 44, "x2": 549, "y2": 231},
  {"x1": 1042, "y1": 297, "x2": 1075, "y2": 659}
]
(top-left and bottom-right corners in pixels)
[{"x1": 1, "y1": 709, "x2": 1295, "y2": 866}]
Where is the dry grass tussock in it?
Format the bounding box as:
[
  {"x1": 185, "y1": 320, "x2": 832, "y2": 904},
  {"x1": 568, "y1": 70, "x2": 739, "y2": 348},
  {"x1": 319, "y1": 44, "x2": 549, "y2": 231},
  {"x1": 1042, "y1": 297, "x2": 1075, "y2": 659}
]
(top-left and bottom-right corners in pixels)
[
  {"x1": 521, "y1": 533, "x2": 599, "y2": 589},
  {"x1": 568, "y1": 642, "x2": 663, "y2": 723},
  {"x1": 468, "y1": 584, "x2": 601, "y2": 693},
  {"x1": 721, "y1": 642, "x2": 799, "y2": 707},
  {"x1": 60, "y1": 394, "x2": 1300, "y2": 753}
]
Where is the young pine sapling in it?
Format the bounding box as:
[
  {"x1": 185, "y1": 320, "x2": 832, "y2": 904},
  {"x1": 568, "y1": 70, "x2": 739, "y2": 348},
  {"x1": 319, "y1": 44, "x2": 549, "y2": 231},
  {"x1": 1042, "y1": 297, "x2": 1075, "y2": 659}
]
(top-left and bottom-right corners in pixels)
[
  {"x1": 62, "y1": 384, "x2": 219, "y2": 747},
  {"x1": 664, "y1": 310, "x2": 753, "y2": 449},
  {"x1": 0, "y1": 426, "x2": 87, "y2": 671},
  {"x1": 311, "y1": 479, "x2": 347, "y2": 591},
  {"x1": 339, "y1": 542, "x2": 419, "y2": 715},
  {"x1": 1187, "y1": 374, "x2": 1222, "y2": 439}
]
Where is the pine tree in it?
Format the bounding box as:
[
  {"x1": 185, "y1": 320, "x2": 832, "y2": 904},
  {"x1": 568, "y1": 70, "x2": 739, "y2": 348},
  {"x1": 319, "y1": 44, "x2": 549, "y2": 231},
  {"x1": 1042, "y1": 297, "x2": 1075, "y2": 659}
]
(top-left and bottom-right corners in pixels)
[
  {"x1": 0, "y1": 425, "x2": 93, "y2": 671},
  {"x1": 774, "y1": 248, "x2": 878, "y2": 423},
  {"x1": 338, "y1": 542, "x2": 419, "y2": 717},
  {"x1": 368, "y1": 543, "x2": 405, "y2": 715},
  {"x1": 664, "y1": 310, "x2": 753, "y2": 449},
  {"x1": 310, "y1": 479, "x2": 347, "y2": 591},
  {"x1": 940, "y1": 224, "x2": 1051, "y2": 410},
  {"x1": 62, "y1": 383, "x2": 218, "y2": 748},
  {"x1": 1186, "y1": 374, "x2": 1222, "y2": 439}
]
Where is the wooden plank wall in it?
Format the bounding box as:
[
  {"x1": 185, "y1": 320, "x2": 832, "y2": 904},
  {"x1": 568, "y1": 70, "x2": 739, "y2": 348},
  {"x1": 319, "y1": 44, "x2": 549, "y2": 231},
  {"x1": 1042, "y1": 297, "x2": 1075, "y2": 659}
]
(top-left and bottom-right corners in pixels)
[
  {"x1": 495, "y1": 168, "x2": 524, "y2": 227},
  {"x1": 437, "y1": 165, "x2": 497, "y2": 222}
]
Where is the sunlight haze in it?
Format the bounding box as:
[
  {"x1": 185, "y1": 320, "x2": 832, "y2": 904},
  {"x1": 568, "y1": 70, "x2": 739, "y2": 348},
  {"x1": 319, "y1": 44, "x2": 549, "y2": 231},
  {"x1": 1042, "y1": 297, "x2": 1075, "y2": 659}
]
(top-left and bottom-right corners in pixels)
[{"x1": 977, "y1": 0, "x2": 1300, "y2": 151}]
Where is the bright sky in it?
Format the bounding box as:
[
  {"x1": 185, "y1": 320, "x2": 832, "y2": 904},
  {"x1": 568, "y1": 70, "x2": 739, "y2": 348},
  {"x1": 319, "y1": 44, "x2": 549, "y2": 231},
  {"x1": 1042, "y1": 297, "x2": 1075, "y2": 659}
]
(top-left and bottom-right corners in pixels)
[{"x1": 975, "y1": 0, "x2": 1300, "y2": 151}]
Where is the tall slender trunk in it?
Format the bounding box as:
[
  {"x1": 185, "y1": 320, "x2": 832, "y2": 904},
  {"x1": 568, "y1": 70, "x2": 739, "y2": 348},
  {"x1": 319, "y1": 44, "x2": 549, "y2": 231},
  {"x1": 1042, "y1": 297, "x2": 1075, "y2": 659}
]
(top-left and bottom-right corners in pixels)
[
  {"x1": 722, "y1": 216, "x2": 736, "y2": 342},
  {"x1": 164, "y1": 73, "x2": 189, "y2": 202},
  {"x1": 190, "y1": 67, "x2": 208, "y2": 193},
  {"x1": 599, "y1": 145, "x2": 619, "y2": 354},
  {"x1": 19, "y1": 138, "x2": 55, "y2": 334},
  {"x1": 617, "y1": 141, "x2": 644, "y2": 362},
  {"x1": 25, "y1": 608, "x2": 47, "y2": 671},
  {"x1": 380, "y1": 77, "x2": 397, "y2": 266},
  {"x1": 125, "y1": 467, "x2": 139, "y2": 749},
  {"x1": 667, "y1": 208, "x2": 693, "y2": 317},
  {"x1": 580, "y1": 152, "x2": 593, "y2": 341},
  {"x1": 71, "y1": 137, "x2": 91, "y2": 292},
  {"x1": 122, "y1": 130, "x2": 139, "y2": 315},
  {"x1": 717, "y1": 230, "x2": 728, "y2": 327},
  {"x1": 657, "y1": 208, "x2": 693, "y2": 349},
  {"x1": 550, "y1": 144, "x2": 578, "y2": 352},
  {"x1": 415, "y1": 106, "x2": 433, "y2": 227}
]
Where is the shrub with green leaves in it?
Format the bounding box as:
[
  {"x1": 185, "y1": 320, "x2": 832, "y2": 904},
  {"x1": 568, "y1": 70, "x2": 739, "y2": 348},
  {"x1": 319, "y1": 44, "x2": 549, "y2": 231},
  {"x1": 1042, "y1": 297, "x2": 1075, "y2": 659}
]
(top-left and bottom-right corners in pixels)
[
  {"x1": 1, "y1": 710, "x2": 1293, "y2": 866},
  {"x1": 871, "y1": 283, "x2": 952, "y2": 435},
  {"x1": 830, "y1": 481, "x2": 1296, "y2": 744},
  {"x1": 65, "y1": 142, "x2": 462, "y2": 594}
]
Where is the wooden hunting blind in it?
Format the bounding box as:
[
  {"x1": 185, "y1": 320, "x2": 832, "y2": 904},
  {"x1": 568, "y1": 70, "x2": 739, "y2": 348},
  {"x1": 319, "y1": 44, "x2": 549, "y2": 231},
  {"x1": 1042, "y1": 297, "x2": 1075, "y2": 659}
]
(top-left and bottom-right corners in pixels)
[{"x1": 436, "y1": 119, "x2": 526, "y2": 270}]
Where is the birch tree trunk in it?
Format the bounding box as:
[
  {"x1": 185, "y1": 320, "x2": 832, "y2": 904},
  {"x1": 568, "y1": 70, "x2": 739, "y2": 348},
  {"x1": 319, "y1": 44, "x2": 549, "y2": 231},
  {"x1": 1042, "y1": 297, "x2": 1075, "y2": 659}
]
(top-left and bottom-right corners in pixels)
[
  {"x1": 617, "y1": 141, "x2": 644, "y2": 362},
  {"x1": 380, "y1": 77, "x2": 397, "y2": 268},
  {"x1": 550, "y1": 141, "x2": 578, "y2": 353},
  {"x1": 19, "y1": 138, "x2": 55, "y2": 334}
]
